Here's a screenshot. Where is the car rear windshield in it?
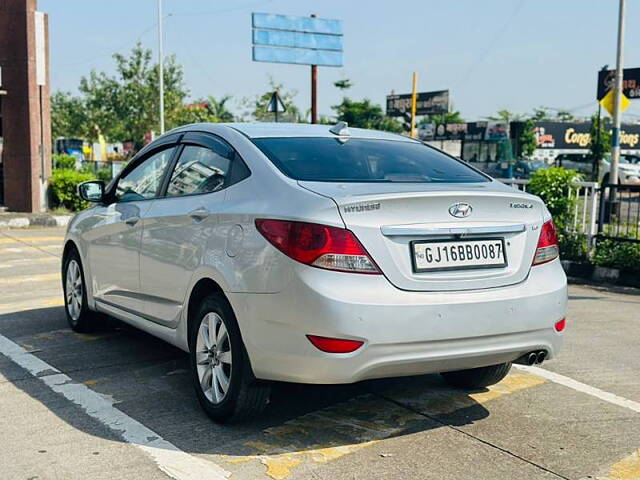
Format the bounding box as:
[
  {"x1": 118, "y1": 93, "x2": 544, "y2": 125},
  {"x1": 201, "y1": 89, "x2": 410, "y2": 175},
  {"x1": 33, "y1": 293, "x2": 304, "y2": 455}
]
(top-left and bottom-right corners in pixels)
[{"x1": 252, "y1": 137, "x2": 489, "y2": 183}]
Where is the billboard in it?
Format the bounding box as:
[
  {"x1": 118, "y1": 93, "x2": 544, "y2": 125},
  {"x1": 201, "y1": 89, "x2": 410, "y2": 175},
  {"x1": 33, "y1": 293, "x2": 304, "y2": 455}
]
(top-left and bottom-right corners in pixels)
[
  {"x1": 534, "y1": 122, "x2": 640, "y2": 150},
  {"x1": 596, "y1": 68, "x2": 640, "y2": 100},
  {"x1": 386, "y1": 90, "x2": 449, "y2": 117},
  {"x1": 251, "y1": 13, "x2": 343, "y2": 67}
]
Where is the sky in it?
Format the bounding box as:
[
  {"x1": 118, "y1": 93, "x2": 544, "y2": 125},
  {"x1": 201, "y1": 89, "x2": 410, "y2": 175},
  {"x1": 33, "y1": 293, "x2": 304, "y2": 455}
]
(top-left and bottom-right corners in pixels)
[{"x1": 39, "y1": 0, "x2": 640, "y2": 123}]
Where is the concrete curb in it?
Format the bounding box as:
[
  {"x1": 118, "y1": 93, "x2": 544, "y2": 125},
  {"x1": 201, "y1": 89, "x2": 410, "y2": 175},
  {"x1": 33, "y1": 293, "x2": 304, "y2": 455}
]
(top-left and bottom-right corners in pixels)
[{"x1": 0, "y1": 214, "x2": 72, "y2": 228}]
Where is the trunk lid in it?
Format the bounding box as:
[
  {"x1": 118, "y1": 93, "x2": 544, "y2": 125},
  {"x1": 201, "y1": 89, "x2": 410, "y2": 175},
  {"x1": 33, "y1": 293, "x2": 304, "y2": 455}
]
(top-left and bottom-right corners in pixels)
[{"x1": 299, "y1": 180, "x2": 545, "y2": 292}]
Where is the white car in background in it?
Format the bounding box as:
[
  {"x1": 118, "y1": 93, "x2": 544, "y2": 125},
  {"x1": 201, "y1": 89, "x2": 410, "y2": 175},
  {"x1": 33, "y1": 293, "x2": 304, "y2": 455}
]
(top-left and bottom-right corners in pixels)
[
  {"x1": 556, "y1": 152, "x2": 640, "y2": 184},
  {"x1": 63, "y1": 122, "x2": 567, "y2": 422}
]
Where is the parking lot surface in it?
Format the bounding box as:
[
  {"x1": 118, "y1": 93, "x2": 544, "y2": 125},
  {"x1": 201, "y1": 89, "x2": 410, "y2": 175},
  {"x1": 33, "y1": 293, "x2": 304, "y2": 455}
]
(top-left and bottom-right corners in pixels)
[{"x1": 1, "y1": 227, "x2": 639, "y2": 480}]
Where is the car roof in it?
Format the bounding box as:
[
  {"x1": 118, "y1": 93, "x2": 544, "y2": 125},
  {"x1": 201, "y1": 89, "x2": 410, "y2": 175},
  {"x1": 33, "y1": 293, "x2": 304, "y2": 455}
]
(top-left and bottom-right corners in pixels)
[{"x1": 171, "y1": 122, "x2": 417, "y2": 142}]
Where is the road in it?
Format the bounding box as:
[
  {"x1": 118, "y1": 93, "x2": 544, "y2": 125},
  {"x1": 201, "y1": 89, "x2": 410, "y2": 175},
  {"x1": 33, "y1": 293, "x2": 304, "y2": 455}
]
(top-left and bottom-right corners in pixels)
[{"x1": 1, "y1": 227, "x2": 639, "y2": 480}]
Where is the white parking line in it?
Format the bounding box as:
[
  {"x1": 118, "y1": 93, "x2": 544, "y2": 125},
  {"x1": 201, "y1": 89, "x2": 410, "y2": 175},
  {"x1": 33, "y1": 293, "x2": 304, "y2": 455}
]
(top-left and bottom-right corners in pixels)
[
  {"x1": 0, "y1": 333, "x2": 230, "y2": 480},
  {"x1": 515, "y1": 365, "x2": 640, "y2": 414}
]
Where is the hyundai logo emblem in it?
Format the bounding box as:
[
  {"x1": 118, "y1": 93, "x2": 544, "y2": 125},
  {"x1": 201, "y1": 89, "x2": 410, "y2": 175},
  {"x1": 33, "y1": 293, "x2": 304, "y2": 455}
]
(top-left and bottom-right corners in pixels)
[{"x1": 448, "y1": 202, "x2": 473, "y2": 218}]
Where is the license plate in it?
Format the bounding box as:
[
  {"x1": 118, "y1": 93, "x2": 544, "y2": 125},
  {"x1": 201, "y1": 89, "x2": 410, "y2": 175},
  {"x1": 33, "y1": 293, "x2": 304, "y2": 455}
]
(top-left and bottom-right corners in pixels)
[{"x1": 411, "y1": 238, "x2": 507, "y2": 272}]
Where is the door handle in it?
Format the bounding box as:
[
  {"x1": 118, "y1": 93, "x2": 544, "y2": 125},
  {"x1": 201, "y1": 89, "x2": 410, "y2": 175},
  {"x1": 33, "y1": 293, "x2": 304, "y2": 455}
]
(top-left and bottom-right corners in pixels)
[
  {"x1": 124, "y1": 216, "x2": 140, "y2": 226},
  {"x1": 189, "y1": 208, "x2": 209, "y2": 221}
]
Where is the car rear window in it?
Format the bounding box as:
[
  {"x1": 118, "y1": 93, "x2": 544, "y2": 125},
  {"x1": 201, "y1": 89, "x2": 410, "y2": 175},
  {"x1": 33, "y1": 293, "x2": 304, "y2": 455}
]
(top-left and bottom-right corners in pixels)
[{"x1": 252, "y1": 137, "x2": 489, "y2": 183}]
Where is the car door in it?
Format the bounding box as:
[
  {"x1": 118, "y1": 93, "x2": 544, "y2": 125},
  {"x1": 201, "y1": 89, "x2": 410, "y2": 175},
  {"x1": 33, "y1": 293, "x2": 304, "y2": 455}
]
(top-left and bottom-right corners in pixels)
[
  {"x1": 87, "y1": 143, "x2": 177, "y2": 315},
  {"x1": 139, "y1": 132, "x2": 247, "y2": 327}
]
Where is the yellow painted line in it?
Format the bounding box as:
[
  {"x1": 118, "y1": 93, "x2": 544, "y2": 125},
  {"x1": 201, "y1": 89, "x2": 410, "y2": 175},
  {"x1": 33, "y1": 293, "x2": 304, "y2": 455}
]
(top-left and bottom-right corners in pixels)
[
  {"x1": 0, "y1": 272, "x2": 60, "y2": 286},
  {"x1": 225, "y1": 372, "x2": 546, "y2": 480},
  {"x1": 600, "y1": 449, "x2": 640, "y2": 480},
  {"x1": 0, "y1": 297, "x2": 64, "y2": 314},
  {"x1": 0, "y1": 236, "x2": 64, "y2": 245},
  {"x1": 0, "y1": 256, "x2": 59, "y2": 268},
  {"x1": 0, "y1": 244, "x2": 62, "y2": 255}
]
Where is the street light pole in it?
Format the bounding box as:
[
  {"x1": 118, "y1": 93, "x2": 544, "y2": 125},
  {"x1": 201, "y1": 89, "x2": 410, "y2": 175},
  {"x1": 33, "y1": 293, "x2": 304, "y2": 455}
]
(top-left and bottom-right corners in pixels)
[
  {"x1": 158, "y1": 0, "x2": 165, "y2": 134},
  {"x1": 609, "y1": 0, "x2": 625, "y2": 202}
]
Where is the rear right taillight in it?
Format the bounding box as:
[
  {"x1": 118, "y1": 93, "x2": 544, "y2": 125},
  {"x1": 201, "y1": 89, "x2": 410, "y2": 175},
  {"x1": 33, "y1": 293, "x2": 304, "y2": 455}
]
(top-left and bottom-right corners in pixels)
[
  {"x1": 255, "y1": 219, "x2": 381, "y2": 274},
  {"x1": 532, "y1": 219, "x2": 559, "y2": 265}
]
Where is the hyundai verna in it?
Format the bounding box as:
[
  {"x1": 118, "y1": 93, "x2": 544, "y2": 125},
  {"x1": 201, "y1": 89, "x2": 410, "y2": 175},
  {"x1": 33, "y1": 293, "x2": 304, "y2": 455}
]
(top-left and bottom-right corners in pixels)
[{"x1": 63, "y1": 122, "x2": 567, "y2": 422}]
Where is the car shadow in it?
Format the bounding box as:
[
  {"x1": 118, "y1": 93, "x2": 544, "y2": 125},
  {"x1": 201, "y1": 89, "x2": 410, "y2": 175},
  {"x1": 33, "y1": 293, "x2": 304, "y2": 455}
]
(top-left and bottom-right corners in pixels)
[{"x1": 0, "y1": 306, "x2": 492, "y2": 466}]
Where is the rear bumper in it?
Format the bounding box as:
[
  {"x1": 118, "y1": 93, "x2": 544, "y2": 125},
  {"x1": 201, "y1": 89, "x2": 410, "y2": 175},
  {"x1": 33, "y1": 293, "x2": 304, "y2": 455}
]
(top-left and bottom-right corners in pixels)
[{"x1": 228, "y1": 260, "x2": 567, "y2": 384}]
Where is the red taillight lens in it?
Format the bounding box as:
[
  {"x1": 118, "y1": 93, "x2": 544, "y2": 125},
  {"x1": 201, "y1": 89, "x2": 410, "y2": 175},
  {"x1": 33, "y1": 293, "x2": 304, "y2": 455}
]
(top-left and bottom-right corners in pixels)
[
  {"x1": 306, "y1": 335, "x2": 364, "y2": 353},
  {"x1": 533, "y1": 220, "x2": 560, "y2": 265},
  {"x1": 555, "y1": 318, "x2": 566, "y2": 332},
  {"x1": 255, "y1": 219, "x2": 381, "y2": 274}
]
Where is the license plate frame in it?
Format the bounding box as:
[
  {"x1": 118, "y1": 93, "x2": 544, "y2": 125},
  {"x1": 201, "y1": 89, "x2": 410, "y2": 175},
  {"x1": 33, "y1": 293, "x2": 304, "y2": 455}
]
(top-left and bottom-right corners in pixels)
[{"x1": 410, "y1": 237, "x2": 508, "y2": 273}]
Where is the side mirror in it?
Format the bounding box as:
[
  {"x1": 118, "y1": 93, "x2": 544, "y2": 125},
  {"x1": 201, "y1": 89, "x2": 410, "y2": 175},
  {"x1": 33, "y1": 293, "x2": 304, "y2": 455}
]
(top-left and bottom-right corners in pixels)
[{"x1": 78, "y1": 180, "x2": 105, "y2": 203}]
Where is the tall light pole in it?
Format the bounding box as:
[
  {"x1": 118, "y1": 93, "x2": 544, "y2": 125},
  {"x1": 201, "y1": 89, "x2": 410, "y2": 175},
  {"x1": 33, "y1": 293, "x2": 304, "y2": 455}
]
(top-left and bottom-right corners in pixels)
[
  {"x1": 609, "y1": 0, "x2": 625, "y2": 204},
  {"x1": 157, "y1": 0, "x2": 165, "y2": 134}
]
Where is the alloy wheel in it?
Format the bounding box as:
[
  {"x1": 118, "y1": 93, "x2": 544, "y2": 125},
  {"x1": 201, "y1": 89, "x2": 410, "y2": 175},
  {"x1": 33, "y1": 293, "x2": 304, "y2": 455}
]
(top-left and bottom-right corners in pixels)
[
  {"x1": 65, "y1": 259, "x2": 83, "y2": 322},
  {"x1": 195, "y1": 312, "x2": 233, "y2": 404}
]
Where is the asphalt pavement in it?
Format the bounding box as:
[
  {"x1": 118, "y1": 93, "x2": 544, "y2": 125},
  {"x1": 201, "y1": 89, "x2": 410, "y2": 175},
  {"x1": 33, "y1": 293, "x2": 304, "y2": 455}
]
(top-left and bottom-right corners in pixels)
[{"x1": 1, "y1": 227, "x2": 639, "y2": 480}]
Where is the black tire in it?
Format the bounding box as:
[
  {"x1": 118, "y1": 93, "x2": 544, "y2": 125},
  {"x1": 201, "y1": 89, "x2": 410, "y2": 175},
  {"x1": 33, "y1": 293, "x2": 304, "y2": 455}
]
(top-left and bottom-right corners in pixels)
[
  {"x1": 62, "y1": 248, "x2": 94, "y2": 333},
  {"x1": 441, "y1": 362, "x2": 512, "y2": 389},
  {"x1": 189, "y1": 293, "x2": 270, "y2": 423}
]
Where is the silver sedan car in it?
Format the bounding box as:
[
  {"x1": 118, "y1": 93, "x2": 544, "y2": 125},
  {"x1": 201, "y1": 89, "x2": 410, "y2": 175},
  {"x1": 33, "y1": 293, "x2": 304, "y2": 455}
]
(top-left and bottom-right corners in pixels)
[{"x1": 64, "y1": 122, "x2": 567, "y2": 422}]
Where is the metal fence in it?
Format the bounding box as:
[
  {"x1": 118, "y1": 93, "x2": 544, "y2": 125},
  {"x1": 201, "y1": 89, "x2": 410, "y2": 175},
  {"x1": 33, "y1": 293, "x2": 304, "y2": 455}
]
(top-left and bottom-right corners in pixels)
[
  {"x1": 498, "y1": 178, "x2": 600, "y2": 243},
  {"x1": 597, "y1": 184, "x2": 640, "y2": 244}
]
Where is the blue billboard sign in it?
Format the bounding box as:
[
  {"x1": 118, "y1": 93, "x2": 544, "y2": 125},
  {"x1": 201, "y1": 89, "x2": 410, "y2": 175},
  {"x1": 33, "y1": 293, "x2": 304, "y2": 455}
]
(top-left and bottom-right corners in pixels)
[{"x1": 251, "y1": 13, "x2": 343, "y2": 67}]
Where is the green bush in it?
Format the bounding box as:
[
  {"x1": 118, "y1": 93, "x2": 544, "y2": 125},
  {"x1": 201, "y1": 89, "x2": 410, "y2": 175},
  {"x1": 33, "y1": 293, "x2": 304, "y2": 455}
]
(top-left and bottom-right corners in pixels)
[
  {"x1": 559, "y1": 232, "x2": 589, "y2": 262},
  {"x1": 592, "y1": 239, "x2": 640, "y2": 272},
  {"x1": 528, "y1": 167, "x2": 581, "y2": 232},
  {"x1": 49, "y1": 169, "x2": 94, "y2": 211},
  {"x1": 52, "y1": 154, "x2": 77, "y2": 170}
]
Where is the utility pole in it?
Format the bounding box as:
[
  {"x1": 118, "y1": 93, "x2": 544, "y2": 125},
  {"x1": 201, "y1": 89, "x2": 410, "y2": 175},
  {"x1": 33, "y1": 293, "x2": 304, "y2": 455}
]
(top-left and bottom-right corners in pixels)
[
  {"x1": 310, "y1": 14, "x2": 318, "y2": 124},
  {"x1": 609, "y1": 0, "x2": 625, "y2": 206},
  {"x1": 410, "y1": 72, "x2": 418, "y2": 138},
  {"x1": 158, "y1": 0, "x2": 165, "y2": 134}
]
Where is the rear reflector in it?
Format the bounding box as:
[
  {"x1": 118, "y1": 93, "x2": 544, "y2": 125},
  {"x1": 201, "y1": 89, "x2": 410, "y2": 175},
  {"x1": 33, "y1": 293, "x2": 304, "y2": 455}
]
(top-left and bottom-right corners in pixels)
[
  {"x1": 306, "y1": 335, "x2": 364, "y2": 353},
  {"x1": 533, "y1": 219, "x2": 560, "y2": 265},
  {"x1": 255, "y1": 219, "x2": 380, "y2": 274},
  {"x1": 554, "y1": 318, "x2": 566, "y2": 332}
]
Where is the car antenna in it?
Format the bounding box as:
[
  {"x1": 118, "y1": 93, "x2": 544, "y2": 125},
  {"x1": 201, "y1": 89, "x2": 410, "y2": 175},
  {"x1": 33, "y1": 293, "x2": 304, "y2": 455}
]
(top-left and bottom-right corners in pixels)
[{"x1": 329, "y1": 121, "x2": 350, "y2": 137}]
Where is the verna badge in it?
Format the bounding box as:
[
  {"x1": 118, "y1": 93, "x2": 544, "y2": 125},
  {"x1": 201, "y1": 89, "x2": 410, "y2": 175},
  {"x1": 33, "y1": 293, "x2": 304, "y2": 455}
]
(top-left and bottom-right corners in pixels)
[{"x1": 448, "y1": 202, "x2": 473, "y2": 218}]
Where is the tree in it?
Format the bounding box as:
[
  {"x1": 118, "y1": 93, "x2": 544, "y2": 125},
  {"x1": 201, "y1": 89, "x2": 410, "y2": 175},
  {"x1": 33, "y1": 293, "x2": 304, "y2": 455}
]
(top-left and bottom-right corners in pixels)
[
  {"x1": 518, "y1": 119, "x2": 537, "y2": 158},
  {"x1": 589, "y1": 112, "x2": 611, "y2": 180},
  {"x1": 167, "y1": 95, "x2": 234, "y2": 129},
  {"x1": 555, "y1": 110, "x2": 575, "y2": 122},
  {"x1": 247, "y1": 78, "x2": 301, "y2": 122},
  {"x1": 51, "y1": 44, "x2": 235, "y2": 151},
  {"x1": 486, "y1": 109, "x2": 523, "y2": 123},
  {"x1": 417, "y1": 110, "x2": 465, "y2": 125},
  {"x1": 78, "y1": 43, "x2": 187, "y2": 146},
  {"x1": 332, "y1": 98, "x2": 403, "y2": 133},
  {"x1": 334, "y1": 78, "x2": 353, "y2": 91},
  {"x1": 532, "y1": 107, "x2": 552, "y2": 121},
  {"x1": 51, "y1": 91, "x2": 87, "y2": 139}
]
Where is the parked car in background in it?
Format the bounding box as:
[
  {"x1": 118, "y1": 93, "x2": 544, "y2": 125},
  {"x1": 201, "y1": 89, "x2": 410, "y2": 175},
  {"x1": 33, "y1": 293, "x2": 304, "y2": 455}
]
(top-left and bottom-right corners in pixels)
[
  {"x1": 555, "y1": 152, "x2": 640, "y2": 184},
  {"x1": 63, "y1": 122, "x2": 567, "y2": 422},
  {"x1": 513, "y1": 158, "x2": 548, "y2": 179}
]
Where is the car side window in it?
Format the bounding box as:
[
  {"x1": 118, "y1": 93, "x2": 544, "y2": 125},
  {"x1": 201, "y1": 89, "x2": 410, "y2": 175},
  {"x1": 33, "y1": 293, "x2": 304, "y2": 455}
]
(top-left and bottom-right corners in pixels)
[
  {"x1": 116, "y1": 147, "x2": 175, "y2": 202},
  {"x1": 165, "y1": 145, "x2": 231, "y2": 197}
]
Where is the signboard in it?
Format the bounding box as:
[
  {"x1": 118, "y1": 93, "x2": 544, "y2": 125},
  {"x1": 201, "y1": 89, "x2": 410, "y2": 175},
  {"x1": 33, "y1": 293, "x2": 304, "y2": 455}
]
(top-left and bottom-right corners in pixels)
[
  {"x1": 534, "y1": 121, "x2": 640, "y2": 150},
  {"x1": 266, "y1": 91, "x2": 286, "y2": 113},
  {"x1": 386, "y1": 90, "x2": 449, "y2": 117},
  {"x1": 434, "y1": 123, "x2": 467, "y2": 140},
  {"x1": 599, "y1": 88, "x2": 630, "y2": 116},
  {"x1": 597, "y1": 67, "x2": 640, "y2": 100},
  {"x1": 251, "y1": 13, "x2": 343, "y2": 67}
]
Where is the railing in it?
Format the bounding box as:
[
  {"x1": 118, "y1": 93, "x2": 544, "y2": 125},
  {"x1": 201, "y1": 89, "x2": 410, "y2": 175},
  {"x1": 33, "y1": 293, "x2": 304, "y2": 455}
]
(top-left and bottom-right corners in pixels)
[
  {"x1": 498, "y1": 179, "x2": 600, "y2": 244},
  {"x1": 597, "y1": 184, "x2": 640, "y2": 243}
]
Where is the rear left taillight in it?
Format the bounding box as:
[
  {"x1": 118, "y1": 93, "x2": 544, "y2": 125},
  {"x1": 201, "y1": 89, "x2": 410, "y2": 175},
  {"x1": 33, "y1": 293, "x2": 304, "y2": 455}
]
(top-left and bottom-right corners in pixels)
[
  {"x1": 532, "y1": 219, "x2": 559, "y2": 265},
  {"x1": 255, "y1": 219, "x2": 381, "y2": 274}
]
